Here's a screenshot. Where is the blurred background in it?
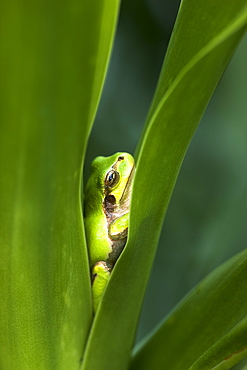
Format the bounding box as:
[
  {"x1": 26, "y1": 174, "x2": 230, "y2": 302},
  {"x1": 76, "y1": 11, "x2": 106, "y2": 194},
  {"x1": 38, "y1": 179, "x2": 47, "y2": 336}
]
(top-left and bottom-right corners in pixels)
[{"x1": 85, "y1": 0, "x2": 247, "y2": 344}]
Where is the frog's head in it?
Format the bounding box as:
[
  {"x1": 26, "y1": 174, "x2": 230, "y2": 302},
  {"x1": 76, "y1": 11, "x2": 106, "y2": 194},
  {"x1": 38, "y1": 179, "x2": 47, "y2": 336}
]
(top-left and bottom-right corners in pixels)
[
  {"x1": 88, "y1": 152, "x2": 134, "y2": 206},
  {"x1": 104, "y1": 152, "x2": 134, "y2": 204}
]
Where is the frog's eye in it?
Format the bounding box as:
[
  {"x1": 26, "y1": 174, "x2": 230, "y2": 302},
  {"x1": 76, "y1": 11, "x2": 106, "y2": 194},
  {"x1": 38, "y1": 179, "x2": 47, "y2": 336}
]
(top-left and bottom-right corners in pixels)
[{"x1": 105, "y1": 170, "x2": 120, "y2": 188}]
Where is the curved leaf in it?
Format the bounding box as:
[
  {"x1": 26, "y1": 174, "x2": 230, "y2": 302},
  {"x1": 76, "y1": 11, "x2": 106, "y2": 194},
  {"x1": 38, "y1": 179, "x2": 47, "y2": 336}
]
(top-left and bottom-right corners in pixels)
[
  {"x1": 130, "y1": 249, "x2": 247, "y2": 369},
  {"x1": 0, "y1": 0, "x2": 120, "y2": 368},
  {"x1": 81, "y1": 1, "x2": 247, "y2": 370},
  {"x1": 192, "y1": 318, "x2": 247, "y2": 369}
]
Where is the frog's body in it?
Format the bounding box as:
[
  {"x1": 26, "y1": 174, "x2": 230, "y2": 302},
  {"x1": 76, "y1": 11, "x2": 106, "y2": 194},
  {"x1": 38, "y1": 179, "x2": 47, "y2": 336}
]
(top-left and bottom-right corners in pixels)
[{"x1": 84, "y1": 152, "x2": 135, "y2": 312}]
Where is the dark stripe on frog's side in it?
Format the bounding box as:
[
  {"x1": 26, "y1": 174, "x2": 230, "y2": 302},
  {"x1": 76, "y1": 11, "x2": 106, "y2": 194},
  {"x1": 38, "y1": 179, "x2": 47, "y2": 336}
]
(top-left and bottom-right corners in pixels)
[
  {"x1": 103, "y1": 194, "x2": 127, "y2": 269},
  {"x1": 106, "y1": 237, "x2": 127, "y2": 269}
]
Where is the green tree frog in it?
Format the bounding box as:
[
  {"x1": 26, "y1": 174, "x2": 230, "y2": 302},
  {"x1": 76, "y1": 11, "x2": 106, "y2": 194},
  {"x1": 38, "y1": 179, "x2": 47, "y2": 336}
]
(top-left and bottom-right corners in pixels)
[{"x1": 84, "y1": 152, "x2": 135, "y2": 312}]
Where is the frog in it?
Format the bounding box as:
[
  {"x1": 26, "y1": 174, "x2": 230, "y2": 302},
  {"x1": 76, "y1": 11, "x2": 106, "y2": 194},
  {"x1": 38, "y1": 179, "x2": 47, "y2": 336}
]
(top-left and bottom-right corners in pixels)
[{"x1": 84, "y1": 152, "x2": 135, "y2": 312}]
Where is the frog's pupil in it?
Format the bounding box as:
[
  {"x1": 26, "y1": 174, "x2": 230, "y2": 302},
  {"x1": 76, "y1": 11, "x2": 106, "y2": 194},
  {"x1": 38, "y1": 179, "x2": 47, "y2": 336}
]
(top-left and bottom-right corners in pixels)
[
  {"x1": 105, "y1": 170, "x2": 119, "y2": 188},
  {"x1": 105, "y1": 170, "x2": 115, "y2": 186},
  {"x1": 109, "y1": 173, "x2": 114, "y2": 182}
]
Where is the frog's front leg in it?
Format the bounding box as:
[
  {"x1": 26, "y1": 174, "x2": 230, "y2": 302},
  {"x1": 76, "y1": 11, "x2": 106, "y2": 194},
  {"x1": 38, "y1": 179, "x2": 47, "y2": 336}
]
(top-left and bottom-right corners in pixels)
[
  {"x1": 107, "y1": 213, "x2": 129, "y2": 266},
  {"x1": 92, "y1": 261, "x2": 111, "y2": 312},
  {"x1": 108, "y1": 213, "x2": 129, "y2": 240}
]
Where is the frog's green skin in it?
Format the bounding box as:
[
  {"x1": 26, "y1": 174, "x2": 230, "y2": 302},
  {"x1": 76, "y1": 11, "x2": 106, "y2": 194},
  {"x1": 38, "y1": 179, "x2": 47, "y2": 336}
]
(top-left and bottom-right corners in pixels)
[{"x1": 84, "y1": 152, "x2": 135, "y2": 312}]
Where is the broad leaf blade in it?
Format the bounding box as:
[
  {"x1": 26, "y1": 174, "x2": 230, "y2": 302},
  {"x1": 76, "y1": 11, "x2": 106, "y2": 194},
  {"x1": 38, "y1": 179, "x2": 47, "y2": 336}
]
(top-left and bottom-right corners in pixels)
[
  {"x1": 143, "y1": 0, "x2": 247, "y2": 129},
  {"x1": 130, "y1": 249, "x2": 247, "y2": 369},
  {"x1": 81, "y1": 1, "x2": 247, "y2": 370},
  {"x1": 191, "y1": 318, "x2": 247, "y2": 369},
  {"x1": 0, "y1": 0, "x2": 120, "y2": 368}
]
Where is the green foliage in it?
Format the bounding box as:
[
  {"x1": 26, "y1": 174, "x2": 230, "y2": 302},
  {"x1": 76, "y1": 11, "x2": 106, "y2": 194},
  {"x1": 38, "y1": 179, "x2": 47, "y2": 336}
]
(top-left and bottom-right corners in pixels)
[
  {"x1": 131, "y1": 249, "x2": 247, "y2": 369},
  {"x1": 0, "y1": 0, "x2": 246, "y2": 369},
  {"x1": 0, "y1": 0, "x2": 120, "y2": 368}
]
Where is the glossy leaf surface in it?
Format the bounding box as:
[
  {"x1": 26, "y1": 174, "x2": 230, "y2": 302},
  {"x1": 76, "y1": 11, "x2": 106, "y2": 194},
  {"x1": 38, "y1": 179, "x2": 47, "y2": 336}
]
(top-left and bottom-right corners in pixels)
[
  {"x1": 131, "y1": 249, "x2": 247, "y2": 369},
  {"x1": 0, "y1": 0, "x2": 120, "y2": 368},
  {"x1": 82, "y1": 1, "x2": 247, "y2": 370}
]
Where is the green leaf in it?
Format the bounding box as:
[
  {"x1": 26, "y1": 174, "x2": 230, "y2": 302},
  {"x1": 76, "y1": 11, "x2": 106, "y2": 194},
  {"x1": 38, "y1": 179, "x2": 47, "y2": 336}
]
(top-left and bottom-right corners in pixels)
[
  {"x1": 0, "y1": 1, "x2": 120, "y2": 368},
  {"x1": 192, "y1": 318, "x2": 247, "y2": 369},
  {"x1": 130, "y1": 249, "x2": 247, "y2": 369},
  {"x1": 238, "y1": 360, "x2": 247, "y2": 370},
  {"x1": 81, "y1": 1, "x2": 247, "y2": 370}
]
